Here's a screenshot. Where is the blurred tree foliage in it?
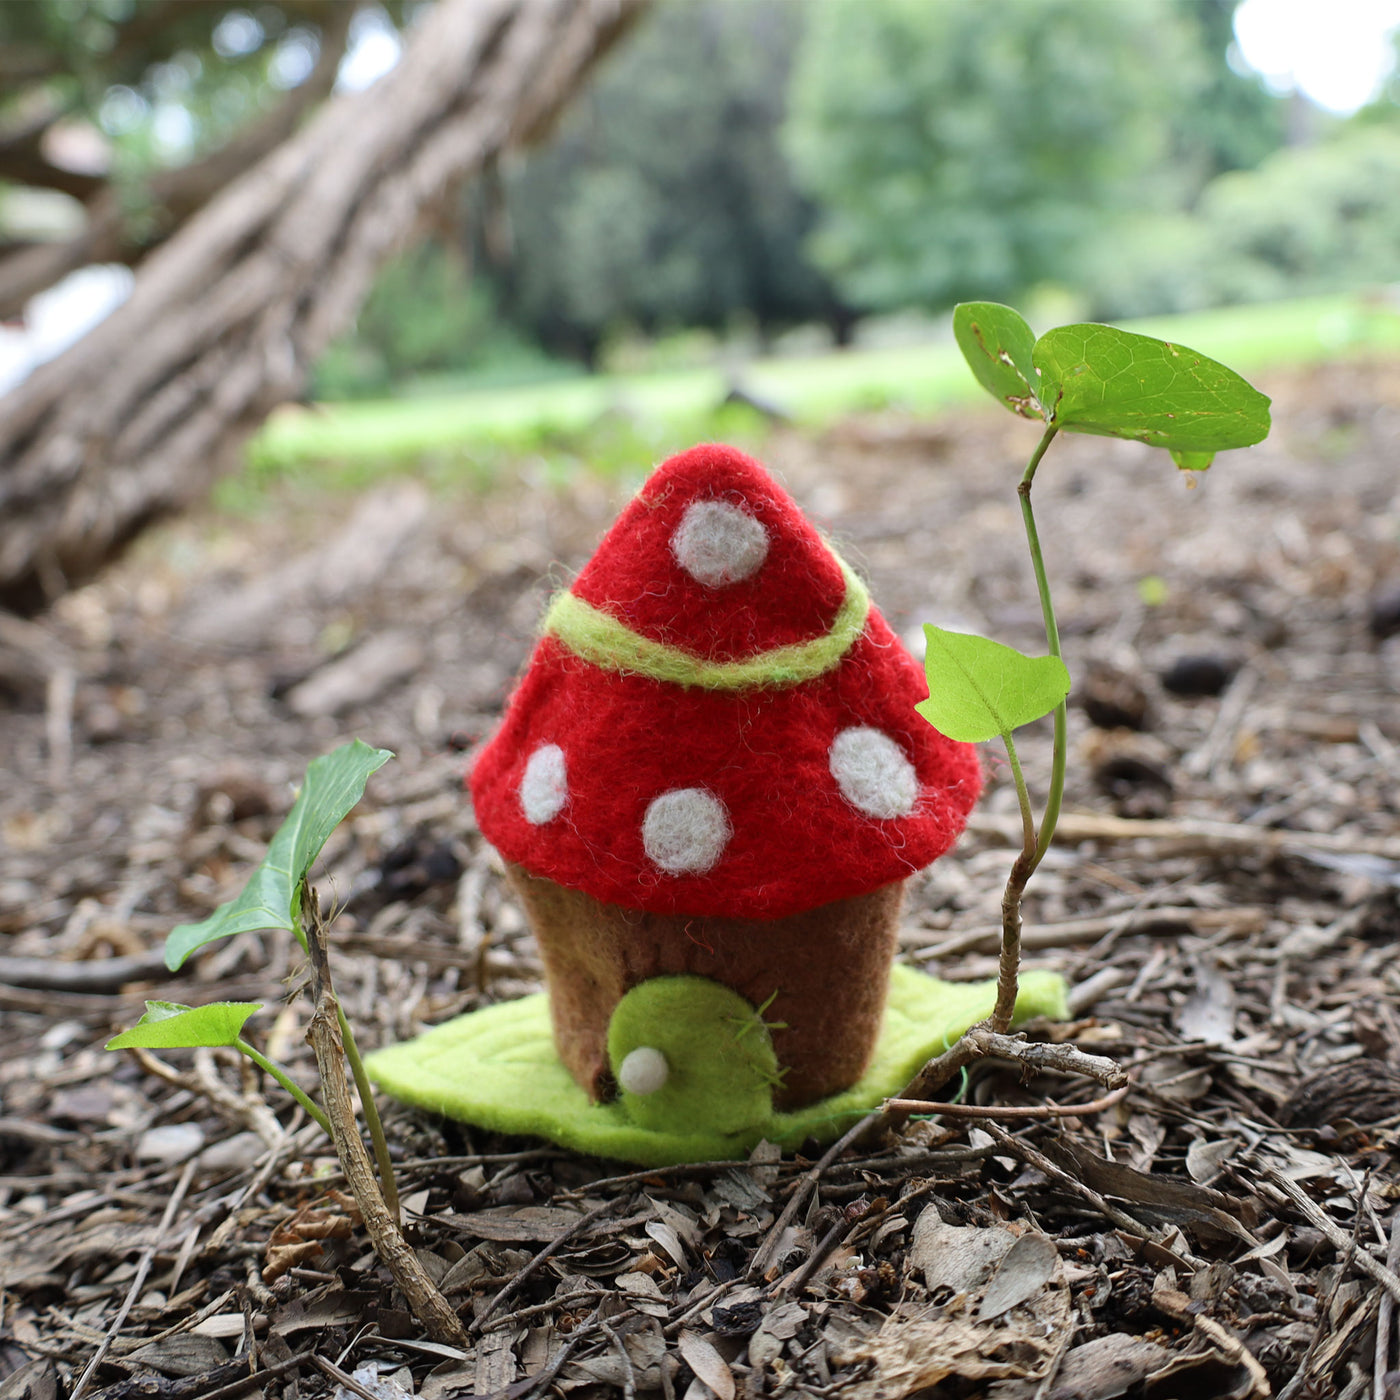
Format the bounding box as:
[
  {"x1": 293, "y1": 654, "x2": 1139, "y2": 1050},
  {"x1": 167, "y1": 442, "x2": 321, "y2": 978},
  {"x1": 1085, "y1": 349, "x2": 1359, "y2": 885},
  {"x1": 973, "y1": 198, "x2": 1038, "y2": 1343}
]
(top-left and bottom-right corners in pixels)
[
  {"x1": 0, "y1": 0, "x2": 355, "y2": 167},
  {"x1": 25, "y1": 0, "x2": 1392, "y2": 399},
  {"x1": 1174, "y1": 0, "x2": 1287, "y2": 181},
  {"x1": 0, "y1": 0, "x2": 384, "y2": 314},
  {"x1": 311, "y1": 243, "x2": 556, "y2": 399},
  {"x1": 784, "y1": 0, "x2": 1284, "y2": 315},
  {"x1": 1093, "y1": 122, "x2": 1400, "y2": 316},
  {"x1": 481, "y1": 0, "x2": 845, "y2": 365}
]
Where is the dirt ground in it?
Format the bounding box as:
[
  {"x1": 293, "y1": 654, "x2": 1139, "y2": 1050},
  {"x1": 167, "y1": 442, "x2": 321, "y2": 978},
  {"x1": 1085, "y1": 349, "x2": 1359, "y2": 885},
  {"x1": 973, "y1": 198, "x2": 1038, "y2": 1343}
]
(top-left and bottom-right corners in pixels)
[{"x1": 3, "y1": 357, "x2": 1400, "y2": 1400}]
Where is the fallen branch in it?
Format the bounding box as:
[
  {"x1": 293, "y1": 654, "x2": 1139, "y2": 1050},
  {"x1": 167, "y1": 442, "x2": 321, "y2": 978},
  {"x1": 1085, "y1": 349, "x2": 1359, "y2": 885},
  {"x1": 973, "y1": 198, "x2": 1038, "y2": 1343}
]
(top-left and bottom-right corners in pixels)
[
  {"x1": 128, "y1": 1045, "x2": 283, "y2": 1148},
  {"x1": 1262, "y1": 1165, "x2": 1400, "y2": 1310},
  {"x1": 471, "y1": 1196, "x2": 627, "y2": 1334},
  {"x1": 885, "y1": 1082, "x2": 1130, "y2": 1120},
  {"x1": 0, "y1": 948, "x2": 171, "y2": 992},
  {"x1": 912, "y1": 905, "x2": 1266, "y2": 960},
  {"x1": 981, "y1": 1123, "x2": 1164, "y2": 1245},
  {"x1": 966, "y1": 810, "x2": 1400, "y2": 861},
  {"x1": 0, "y1": 3, "x2": 356, "y2": 318},
  {"x1": 69, "y1": 1158, "x2": 198, "y2": 1400},
  {"x1": 886, "y1": 1029, "x2": 1128, "y2": 1139},
  {"x1": 0, "y1": 0, "x2": 646, "y2": 609}
]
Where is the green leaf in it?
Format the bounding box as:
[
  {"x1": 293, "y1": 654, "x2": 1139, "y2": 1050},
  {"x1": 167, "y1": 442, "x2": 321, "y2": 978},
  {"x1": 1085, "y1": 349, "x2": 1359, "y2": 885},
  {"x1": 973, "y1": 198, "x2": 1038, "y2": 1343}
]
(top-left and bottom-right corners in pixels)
[
  {"x1": 164, "y1": 739, "x2": 393, "y2": 970},
  {"x1": 917, "y1": 626, "x2": 1071, "y2": 743},
  {"x1": 952, "y1": 302, "x2": 1045, "y2": 421},
  {"x1": 106, "y1": 1000, "x2": 263, "y2": 1051},
  {"x1": 1032, "y1": 324, "x2": 1270, "y2": 453}
]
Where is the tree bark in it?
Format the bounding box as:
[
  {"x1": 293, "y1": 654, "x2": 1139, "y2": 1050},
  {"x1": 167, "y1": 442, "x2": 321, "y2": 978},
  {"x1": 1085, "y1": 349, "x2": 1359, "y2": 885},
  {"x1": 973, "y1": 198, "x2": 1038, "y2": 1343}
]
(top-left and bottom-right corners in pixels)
[{"x1": 0, "y1": 0, "x2": 644, "y2": 613}]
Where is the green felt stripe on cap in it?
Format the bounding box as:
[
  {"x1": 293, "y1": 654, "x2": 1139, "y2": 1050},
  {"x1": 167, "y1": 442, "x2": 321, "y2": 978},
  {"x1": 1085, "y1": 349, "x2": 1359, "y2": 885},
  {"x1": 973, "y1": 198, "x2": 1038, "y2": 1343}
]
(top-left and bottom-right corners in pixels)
[{"x1": 544, "y1": 557, "x2": 870, "y2": 690}]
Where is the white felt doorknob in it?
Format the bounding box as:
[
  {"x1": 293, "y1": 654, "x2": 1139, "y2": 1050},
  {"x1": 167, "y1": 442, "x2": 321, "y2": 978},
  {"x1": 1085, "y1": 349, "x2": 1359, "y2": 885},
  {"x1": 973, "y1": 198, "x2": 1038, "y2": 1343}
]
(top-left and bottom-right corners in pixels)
[{"x1": 617, "y1": 1046, "x2": 670, "y2": 1095}]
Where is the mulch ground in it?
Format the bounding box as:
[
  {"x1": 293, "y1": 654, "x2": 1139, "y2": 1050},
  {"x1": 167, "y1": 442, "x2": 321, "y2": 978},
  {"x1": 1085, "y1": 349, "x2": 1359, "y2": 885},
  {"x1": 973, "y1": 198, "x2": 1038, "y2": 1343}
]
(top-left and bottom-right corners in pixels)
[{"x1": 2, "y1": 357, "x2": 1400, "y2": 1400}]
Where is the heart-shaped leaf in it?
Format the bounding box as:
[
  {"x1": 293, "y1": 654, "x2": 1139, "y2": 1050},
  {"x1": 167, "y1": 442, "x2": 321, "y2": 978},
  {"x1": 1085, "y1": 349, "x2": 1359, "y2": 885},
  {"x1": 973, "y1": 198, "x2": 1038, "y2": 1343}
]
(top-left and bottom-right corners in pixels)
[
  {"x1": 106, "y1": 1000, "x2": 263, "y2": 1051},
  {"x1": 917, "y1": 626, "x2": 1071, "y2": 743},
  {"x1": 165, "y1": 739, "x2": 393, "y2": 970},
  {"x1": 1033, "y1": 324, "x2": 1270, "y2": 454},
  {"x1": 953, "y1": 302, "x2": 1045, "y2": 421}
]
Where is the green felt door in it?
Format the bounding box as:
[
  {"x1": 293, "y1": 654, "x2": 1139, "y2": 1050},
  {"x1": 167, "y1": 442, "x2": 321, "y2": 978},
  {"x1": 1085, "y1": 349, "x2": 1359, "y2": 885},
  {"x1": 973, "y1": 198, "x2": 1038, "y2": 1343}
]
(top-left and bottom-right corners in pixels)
[{"x1": 606, "y1": 975, "x2": 780, "y2": 1136}]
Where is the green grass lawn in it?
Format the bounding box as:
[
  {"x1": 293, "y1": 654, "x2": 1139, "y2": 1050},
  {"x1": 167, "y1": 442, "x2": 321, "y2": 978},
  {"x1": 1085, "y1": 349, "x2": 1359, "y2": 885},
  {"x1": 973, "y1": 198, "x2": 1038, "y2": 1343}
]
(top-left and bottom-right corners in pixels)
[{"x1": 242, "y1": 292, "x2": 1400, "y2": 494}]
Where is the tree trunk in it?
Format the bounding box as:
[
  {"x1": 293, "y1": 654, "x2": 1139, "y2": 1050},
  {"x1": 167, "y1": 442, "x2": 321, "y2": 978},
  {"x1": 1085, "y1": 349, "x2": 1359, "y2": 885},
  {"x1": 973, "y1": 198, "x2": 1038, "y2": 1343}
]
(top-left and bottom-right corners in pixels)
[{"x1": 0, "y1": 0, "x2": 644, "y2": 613}]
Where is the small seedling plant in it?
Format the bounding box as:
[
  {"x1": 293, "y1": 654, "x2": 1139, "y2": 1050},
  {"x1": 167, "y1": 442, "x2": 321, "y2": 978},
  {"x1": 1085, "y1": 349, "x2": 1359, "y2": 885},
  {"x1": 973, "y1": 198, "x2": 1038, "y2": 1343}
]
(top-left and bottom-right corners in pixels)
[
  {"x1": 109, "y1": 740, "x2": 476, "y2": 1344},
  {"x1": 107, "y1": 740, "x2": 399, "y2": 1208},
  {"x1": 917, "y1": 303, "x2": 1271, "y2": 1035}
]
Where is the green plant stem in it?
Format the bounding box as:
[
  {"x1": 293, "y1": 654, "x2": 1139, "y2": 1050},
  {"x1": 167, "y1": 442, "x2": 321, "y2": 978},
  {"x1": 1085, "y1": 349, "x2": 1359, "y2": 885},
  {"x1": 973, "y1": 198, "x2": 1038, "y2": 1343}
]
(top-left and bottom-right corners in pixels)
[
  {"x1": 235, "y1": 1039, "x2": 331, "y2": 1135},
  {"x1": 1001, "y1": 727, "x2": 1037, "y2": 855},
  {"x1": 1017, "y1": 423, "x2": 1066, "y2": 867},
  {"x1": 337, "y1": 1007, "x2": 400, "y2": 1220},
  {"x1": 989, "y1": 422, "x2": 1066, "y2": 1034},
  {"x1": 991, "y1": 730, "x2": 1037, "y2": 1033}
]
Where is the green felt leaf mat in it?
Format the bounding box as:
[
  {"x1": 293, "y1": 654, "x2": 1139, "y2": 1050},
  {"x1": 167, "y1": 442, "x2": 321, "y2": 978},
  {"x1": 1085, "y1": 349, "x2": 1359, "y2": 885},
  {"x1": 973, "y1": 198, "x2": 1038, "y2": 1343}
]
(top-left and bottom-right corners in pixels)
[{"x1": 366, "y1": 964, "x2": 1068, "y2": 1166}]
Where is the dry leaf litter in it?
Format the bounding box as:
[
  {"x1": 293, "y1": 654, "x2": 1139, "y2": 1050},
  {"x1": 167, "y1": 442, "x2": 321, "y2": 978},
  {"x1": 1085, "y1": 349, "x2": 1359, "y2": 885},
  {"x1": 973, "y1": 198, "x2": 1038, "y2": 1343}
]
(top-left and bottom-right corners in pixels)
[{"x1": 1, "y1": 360, "x2": 1400, "y2": 1399}]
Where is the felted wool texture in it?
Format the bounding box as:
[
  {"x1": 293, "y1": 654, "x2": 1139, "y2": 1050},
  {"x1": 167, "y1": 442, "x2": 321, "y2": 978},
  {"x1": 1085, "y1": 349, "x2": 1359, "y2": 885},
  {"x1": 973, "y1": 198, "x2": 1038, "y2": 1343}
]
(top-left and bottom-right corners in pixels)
[
  {"x1": 569, "y1": 443, "x2": 850, "y2": 664},
  {"x1": 507, "y1": 862, "x2": 903, "y2": 1110},
  {"x1": 605, "y1": 976, "x2": 780, "y2": 1135},
  {"x1": 363, "y1": 963, "x2": 1071, "y2": 1167},
  {"x1": 472, "y1": 614, "x2": 981, "y2": 920},
  {"x1": 640, "y1": 788, "x2": 731, "y2": 874},
  {"x1": 671, "y1": 499, "x2": 770, "y2": 586},
  {"x1": 542, "y1": 558, "x2": 870, "y2": 691}
]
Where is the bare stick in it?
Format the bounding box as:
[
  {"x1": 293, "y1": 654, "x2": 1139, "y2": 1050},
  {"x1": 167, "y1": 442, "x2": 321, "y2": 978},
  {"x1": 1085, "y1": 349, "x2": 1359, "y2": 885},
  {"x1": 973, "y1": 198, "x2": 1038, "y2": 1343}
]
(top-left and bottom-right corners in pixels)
[
  {"x1": 886, "y1": 1083, "x2": 1130, "y2": 1120},
  {"x1": 480, "y1": 1287, "x2": 605, "y2": 1330},
  {"x1": 44, "y1": 664, "x2": 74, "y2": 789},
  {"x1": 965, "y1": 809, "x2": 1400, "y2": 862},
  {"x1": 913, "y1": 905, "x2": 1265, "y2": 960},
  {"x1": 304, "y1": 915, "x2": 469, "y2": 1348},
  {"x1": 777, "y1": 1212, "x2": 854, "y2": 1299},
  {"x1": 885, "y1": 1029, "x2": 1127, "y2": 1139},
  {"x1": 1153, "y1": 1282, "x2": 1270, "y2": 1398},
  {"x1": 974, "y1": 1032, "x2": 1129, "y2": 1086},
  {"x1": 1264, "y1": 1166, "x2": 1400, "y2": 1309},
  {"x1": 1377, "y1": 1209, "x2": 1400, "y2": 1400},
  {"x1": 69, "y1": 1158, "x2": 197, "y2": 1400},
  {"x1": 128, "y1": 1045, "x2": 283, "y2": 1148},
  {"x1": 0, "y1": 948, "x2": 173, "y2": 992},
  {"x1": 556, "y1": 1159, "x2": 749, "y2": 1200},
  {"x1": 306, "y1": 886, "x2": 398, "y2": 1218},
  {"x1": 993, "y1": 844, "x2": 1036, "y2": 1033},
  {"x1": 313, "y1": 1355, "x2": 392, "y2": 1400},
  {"x1": 981, "y1": 1123, "x2": 1160, "y2": 1242},
  {"x1": 747, "y1": 1110, "x2": 881, "y2": 1281},
  {"x1": 472, "y1": 1196, "x2": 625, "y2": 1333},
  {"x1": 176, "y1": 1351, "x2": 315, "y2": 1400}
]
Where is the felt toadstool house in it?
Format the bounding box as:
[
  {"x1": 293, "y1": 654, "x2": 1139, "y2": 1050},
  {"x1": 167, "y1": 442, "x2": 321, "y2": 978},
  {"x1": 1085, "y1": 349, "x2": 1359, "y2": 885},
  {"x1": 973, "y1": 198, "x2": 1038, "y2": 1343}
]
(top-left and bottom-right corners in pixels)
[{"x1": 366, "y1": 446, "x2": 1066, "y2": 1165}]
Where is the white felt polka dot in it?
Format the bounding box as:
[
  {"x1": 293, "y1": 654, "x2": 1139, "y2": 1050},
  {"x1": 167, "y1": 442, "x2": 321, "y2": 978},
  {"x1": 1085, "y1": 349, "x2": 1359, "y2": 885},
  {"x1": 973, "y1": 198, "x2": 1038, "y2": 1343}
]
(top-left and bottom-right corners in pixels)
[
  {"x1": 829, "y1": 727, "x2": 918, "y2": 819},
  {"x1": 642, "y1": 787, "x2": 731, "y2": 875},
  {"x1": 671, "y1": 499, "x2": 769, "y2": 587},
  {"x1": 519, "y1": 743, "x2": 568, "y2": 825},
  {"x1": 617, "y1": 1046, "x2": 669, "y2": 1095}
]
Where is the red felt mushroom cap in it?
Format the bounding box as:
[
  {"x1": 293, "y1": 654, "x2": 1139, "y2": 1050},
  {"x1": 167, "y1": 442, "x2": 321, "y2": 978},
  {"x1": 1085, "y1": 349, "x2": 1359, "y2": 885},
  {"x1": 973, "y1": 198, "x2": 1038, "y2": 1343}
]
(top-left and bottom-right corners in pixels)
[{"x1": 469, "y1": 444, "x2": 981, "y2": 920}]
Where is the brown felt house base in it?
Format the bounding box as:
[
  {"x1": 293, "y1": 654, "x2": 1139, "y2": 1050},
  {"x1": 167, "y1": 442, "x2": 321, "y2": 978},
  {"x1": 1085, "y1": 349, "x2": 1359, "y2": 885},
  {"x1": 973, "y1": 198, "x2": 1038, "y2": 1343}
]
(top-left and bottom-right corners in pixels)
[{"x1": 507, "y1": 862, "x2": 903, "y2": 1110}]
